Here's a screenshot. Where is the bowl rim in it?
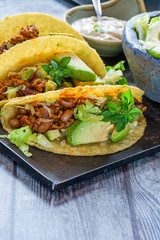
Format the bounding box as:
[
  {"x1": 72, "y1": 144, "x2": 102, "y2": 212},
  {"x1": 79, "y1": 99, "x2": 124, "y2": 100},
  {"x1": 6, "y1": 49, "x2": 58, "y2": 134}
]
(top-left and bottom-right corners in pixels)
[
  {"x1": 65, "y1": 0, "x2": 146, "y2": 19},
  {"x1": 64, "y1": 0, "x2": 146, "y2": 44}
]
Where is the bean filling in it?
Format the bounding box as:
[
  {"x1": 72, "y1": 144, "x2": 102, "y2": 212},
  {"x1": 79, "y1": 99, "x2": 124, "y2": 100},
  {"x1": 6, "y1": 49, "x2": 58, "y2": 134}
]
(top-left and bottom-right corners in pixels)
[
  {"x1": 9, "y1": 97, "x2": 146, "y2": 134},
  {"x1": 9, "y1": 98, "x2": 91, "y2": 133}
]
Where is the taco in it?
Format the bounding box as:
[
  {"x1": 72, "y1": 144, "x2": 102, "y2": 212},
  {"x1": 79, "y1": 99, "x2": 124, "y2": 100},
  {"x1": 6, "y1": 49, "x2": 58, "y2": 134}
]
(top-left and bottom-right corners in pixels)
[
  {"x1": 0, "y1": 12, "x2": 84, "y2": 55},
  {"x1": 0, "y1": 35, "x2": 106, "y2": 108},
  {"x1": 1, "y1": 85, "x2": 146, "y2": 157}
]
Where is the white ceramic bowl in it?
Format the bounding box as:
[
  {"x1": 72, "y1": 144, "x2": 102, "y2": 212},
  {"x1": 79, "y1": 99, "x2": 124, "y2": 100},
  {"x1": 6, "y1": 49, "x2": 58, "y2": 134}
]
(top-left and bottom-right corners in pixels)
[{"x1": 65, "y1": 0, "x2": 146, "y2": 57}]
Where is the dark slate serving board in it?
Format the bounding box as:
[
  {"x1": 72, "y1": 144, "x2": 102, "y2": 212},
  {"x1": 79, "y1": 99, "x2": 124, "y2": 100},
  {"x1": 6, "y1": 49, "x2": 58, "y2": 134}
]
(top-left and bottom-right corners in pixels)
[{"x1": 0, "y1": 96, "x2": 160, "y2": 190}]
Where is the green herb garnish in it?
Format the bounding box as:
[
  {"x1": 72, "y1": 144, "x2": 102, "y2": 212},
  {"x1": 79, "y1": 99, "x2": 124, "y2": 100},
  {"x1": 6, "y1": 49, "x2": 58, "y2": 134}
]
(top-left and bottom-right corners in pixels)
[
  {"x1": 106, "y1": 61, "x2": 125, "y2": 73},
  {"x1": 93, "y1": 24, "x2": 105, "y2": 33},
  {"x1": 41, "y1": 57, "x2": 72, "y2": 88},
  {"x1": 117, "y1": 77, "x2": 128, "y2": 85},
  {"x1": 102, "y1": 89, "x2": 142, "y2": 132},
  {"x1": 94, "y1": 24, "x2": 99, "y2": 32}
]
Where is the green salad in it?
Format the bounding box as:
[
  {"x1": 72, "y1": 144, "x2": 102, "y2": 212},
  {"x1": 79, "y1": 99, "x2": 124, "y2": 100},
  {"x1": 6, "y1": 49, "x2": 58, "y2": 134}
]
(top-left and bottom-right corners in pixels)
[{"x1": 133, "y1": 14, "x2": 160, "y2": 58}]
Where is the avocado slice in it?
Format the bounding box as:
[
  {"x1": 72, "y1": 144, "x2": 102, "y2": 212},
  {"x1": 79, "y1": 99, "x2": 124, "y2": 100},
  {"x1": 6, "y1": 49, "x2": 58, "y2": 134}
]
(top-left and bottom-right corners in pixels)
[
  {"x1": 110, "y1": 123, "x2": 131, "y2": 142},
  {"x1": 72, "y1": 76, "x2": 104, "y2": 86},
  {"x1": 45, "y1": 80, "x2": 57, "y2": 92},
  {"x1": 53, "y1": 53, "x2": 96, "y2": 82},
  {"x1": 66, "y1": 120, "x2": 113, "y2": 146},
  {"x1": 45, "y1": 130, "x2": 60, "y2": 141}
]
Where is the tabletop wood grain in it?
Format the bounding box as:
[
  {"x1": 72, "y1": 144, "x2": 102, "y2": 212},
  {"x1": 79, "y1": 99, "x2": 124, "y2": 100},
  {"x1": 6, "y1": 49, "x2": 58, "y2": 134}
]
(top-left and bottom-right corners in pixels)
[{"x1": 0, "y1": 1, "x2": 160, "y2": 240}]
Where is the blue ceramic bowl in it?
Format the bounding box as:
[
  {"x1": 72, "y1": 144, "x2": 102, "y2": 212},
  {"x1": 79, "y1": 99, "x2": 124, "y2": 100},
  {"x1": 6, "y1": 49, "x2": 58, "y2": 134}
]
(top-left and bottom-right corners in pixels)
[{"x1": 122, "y1": 11, "x2": 160, "y2": 103}]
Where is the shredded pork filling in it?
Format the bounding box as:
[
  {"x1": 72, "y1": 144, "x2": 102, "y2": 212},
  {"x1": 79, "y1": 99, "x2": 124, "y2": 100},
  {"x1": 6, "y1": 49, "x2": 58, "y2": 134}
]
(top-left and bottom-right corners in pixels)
[{"x1": 0, "y1": 25, "x2": 39, "y2": 55}]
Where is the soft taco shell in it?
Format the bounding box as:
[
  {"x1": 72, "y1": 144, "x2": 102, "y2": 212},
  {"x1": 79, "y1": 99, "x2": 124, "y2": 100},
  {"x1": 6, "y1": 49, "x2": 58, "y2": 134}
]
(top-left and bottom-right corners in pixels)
[
  {"x1": 0, "y1": 12, "x2": 84, "y2": 45},
  {"x1": 0, "y1": 35, "x2": 106, "y2": 108},
  {"x1": 1, "y1": 85, "x2": 146, "y2": 156}
]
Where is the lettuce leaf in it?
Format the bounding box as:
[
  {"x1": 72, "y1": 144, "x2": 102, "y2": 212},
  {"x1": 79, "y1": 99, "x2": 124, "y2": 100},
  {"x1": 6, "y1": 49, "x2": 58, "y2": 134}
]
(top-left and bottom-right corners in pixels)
[
  {"x1": 132, "y1": 14, "x2": 150, "y2": 40},
  {"x1": 21, "y1": 69, "x2": 34, "y2": 81},
  {"x1": 149, "y1": 16, "x2": 160, "y2": 25},
  {"x1": 8, "y1": 126, "x2": 32, "y2": 157},
  {"x1": 105, "y1": 61, "x2": 128, "y2": 85},
  {"x1": 29, "y1": 133, "x2": 53, "y2": 148},
  {"x1": 74, "y1": 100, "x2": 103, "y2": 122}
]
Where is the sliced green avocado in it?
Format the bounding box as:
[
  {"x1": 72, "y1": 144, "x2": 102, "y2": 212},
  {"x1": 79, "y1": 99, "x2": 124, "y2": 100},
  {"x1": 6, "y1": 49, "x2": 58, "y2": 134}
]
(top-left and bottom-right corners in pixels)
[
  {"x1": 45, "y1": 130, "x2": 60, "y2": 142},
  {"x1": 72, "y1": 76, "x2": 104, "y2": 86},
  {"x1": 53, "y1": 53, "x2": 96, "y2": 82},
  {"x1": 110, "y1": 123, "x2": 131, "y2": 142},
  {"x1": 45, "y1": 80, "x2": 57, "y2": 92},
  {"x1": 66, "y1": 120, "x2": 113, "y2": 146}
]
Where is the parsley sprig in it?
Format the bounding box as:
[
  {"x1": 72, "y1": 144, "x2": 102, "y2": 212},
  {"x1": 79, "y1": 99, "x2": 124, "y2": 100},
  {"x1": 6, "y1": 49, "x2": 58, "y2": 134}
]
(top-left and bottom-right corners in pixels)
[
  {"x1": 102, "y1": 89, "x2": 142, "y2": 132},
  {"x1": 41, "y1": 57, "x2": 72, "y2": 88}
]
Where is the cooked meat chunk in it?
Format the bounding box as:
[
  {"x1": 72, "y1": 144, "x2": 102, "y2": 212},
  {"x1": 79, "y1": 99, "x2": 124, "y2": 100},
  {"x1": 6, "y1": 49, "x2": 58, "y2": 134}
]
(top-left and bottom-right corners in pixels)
[
  {"x1": 9, "y1": 35, "x2": 24, "y2": 45},
  {"x1": 35, "y1": 106, "x2": 50, "y2": 118},
  {"x1": 0, "y1": 25, "x2": 39, "y2": 55},
  {"x1": 31, "y1": 78, "x2": 47, "y2": 92},
  {"x1": 0, "y1": 42, "x2": 7, "y2": 55},
  {"x1": 20, "y1": 25, "x2": 39, "y2": 39}
]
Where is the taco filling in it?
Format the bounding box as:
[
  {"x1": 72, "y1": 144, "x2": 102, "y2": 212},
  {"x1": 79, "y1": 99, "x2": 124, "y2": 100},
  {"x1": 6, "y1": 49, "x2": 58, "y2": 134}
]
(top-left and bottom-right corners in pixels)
[
  {"x1": 0, "y1": 54, "x2": 97, "y2": 101},
  {"x1": 0, "y1": 25, "x2": 39, "y2": 55},
  {"x1": 0, "y1": 13, "x2": 85, "y2": 55},
  {"x1": 0, "y1": 53, "x2": 128, "y2": 102},
  {"x1": 0, "y1": 86, "x2": 146, "y2": 157}
]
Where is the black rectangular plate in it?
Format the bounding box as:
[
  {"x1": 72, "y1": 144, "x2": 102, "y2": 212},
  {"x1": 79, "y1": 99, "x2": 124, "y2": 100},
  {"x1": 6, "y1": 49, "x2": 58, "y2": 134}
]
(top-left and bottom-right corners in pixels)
[{"x1": 0, "y1": 96, "x2": 160, "y2": 190}]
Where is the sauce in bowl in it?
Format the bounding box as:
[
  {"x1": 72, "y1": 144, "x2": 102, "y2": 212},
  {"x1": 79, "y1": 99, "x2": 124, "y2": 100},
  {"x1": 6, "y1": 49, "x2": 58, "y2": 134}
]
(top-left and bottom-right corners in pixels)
[{"x1": 72, "y1": 16, "x2": 126, "y2": 41}]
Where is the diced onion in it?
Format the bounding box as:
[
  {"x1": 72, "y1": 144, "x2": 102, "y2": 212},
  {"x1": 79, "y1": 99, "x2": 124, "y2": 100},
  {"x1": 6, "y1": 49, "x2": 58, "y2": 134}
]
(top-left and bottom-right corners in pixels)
[{"x1": 41, "y1": 119, "x2": 53, "y2": 122}]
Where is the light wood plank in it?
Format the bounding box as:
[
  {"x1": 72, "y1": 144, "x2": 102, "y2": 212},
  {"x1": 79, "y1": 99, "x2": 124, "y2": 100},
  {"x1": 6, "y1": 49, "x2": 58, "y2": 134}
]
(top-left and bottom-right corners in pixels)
[
  {"x1": 0, "y1": 151, "x2": 14, "y2": 240},
  {"x1": 123, "y1": 152, "x2": 160, "y2": 240},
  {"x1": 12, "y1": 165, "x2": 134, "y2": 240}
]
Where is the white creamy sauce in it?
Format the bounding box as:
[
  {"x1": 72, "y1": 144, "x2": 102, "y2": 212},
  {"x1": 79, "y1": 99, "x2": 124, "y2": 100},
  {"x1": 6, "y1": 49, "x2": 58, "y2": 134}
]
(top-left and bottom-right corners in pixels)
[{"x1": 72, "y1": 16, "x2": 126, "y2": 41}]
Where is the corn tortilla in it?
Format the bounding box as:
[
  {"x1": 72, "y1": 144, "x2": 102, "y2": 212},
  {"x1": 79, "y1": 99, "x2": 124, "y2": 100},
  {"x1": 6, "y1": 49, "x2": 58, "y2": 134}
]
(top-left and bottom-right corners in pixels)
[
  {"x1": 0, "y1": 36, "x2": 106, "y2": 108},
  {"x1": 0, "y1": 12, "x2": 84, "y2": 45},
  {"x1": 1, "y1": 85, "x2": 146, "y2": 156}
]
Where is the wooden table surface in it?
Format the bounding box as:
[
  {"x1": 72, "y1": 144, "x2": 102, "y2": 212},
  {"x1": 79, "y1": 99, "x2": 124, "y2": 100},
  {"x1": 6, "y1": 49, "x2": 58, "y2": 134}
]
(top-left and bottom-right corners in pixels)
[{"x1": 0, "y1": 1, "x2": 160, "y2": 239}]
